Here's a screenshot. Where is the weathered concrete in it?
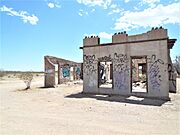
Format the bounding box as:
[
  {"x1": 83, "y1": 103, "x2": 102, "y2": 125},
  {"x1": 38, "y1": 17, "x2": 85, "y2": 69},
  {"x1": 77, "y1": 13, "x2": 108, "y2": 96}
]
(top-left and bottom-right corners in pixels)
[
  {"x1": 44, "y1": 56, "x2": 55, "y2": 87},
  {"x1": 176, "y1": 76, "x2": 180, "y2": 93},
  {"x1": 168, "y1": 48, "x2": 177, "y2": 93},
  {"x1": 44, "y1": 56, "x2": 82, "y2": 88},
  {"x1": 81, "y1": 27, "x2": 176, "y2": 99}
]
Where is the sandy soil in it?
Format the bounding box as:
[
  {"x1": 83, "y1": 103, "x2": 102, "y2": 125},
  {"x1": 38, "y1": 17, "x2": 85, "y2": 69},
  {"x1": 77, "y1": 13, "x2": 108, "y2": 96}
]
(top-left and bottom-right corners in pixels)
[{"x1": 0, "y1": 75, "x2": 180, "y2": 135}]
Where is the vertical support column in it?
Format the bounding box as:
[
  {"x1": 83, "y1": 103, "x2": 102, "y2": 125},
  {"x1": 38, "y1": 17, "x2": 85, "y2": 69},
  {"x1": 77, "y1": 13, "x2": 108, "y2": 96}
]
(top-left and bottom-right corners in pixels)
[
  {"x1": 44, "y1": 56, "x2": 55, "y2": 87},
  {"x1": 73, "y1": 65, "x2": 76, "y2": 81},
  {"x1": 58, "y1": 63, "x2": 61, "y2": 84}
]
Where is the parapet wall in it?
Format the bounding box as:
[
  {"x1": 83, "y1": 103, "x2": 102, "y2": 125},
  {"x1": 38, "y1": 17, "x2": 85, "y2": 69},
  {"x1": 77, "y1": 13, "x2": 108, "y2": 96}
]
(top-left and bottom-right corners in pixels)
[
  {"x1": 83, "y1": 27, "x2": 168, "y2": 46},
  {"x1": 113, "y1": 27, "x2": 167, "y2": 43},
  {"x1": 83, "y1": 36, "x2": 100, "y2": 46}
]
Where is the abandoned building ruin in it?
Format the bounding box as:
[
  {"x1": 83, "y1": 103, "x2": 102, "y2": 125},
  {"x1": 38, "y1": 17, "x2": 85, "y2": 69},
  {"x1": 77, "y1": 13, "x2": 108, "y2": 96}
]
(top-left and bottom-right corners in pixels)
[
  {"x1": 80, "y1": 27, "x2": 177, "y2": 99},
  {"x1": 44, "y1": 55, "x2": 82, "y2": 87}
]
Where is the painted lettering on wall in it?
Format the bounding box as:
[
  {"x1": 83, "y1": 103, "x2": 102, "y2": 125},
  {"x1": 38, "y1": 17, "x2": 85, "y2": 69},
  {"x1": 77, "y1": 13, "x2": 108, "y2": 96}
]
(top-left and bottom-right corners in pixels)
[
  {"x1": 148, "y1": 55, "x2": 164, "y2": 91},
  {"x1": 84, "y1": 55, "x2": 97, "y2": 75},
  {"x1": 113, "y1": 53, "x2": 129, "y2": 90},
  {"x1": 98, "y1": 55, "x2": 112, "y2": 62}
]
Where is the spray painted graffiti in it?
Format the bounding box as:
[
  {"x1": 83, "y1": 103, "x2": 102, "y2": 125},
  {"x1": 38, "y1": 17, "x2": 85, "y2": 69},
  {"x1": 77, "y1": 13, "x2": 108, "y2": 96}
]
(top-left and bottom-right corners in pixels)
[
  {"x1": 148, "y1": 55, "x2": 164, "y2": 91},
  {"x1": 114, "y1": 53, "x2": 128, "y2": 64},
  {"x1": 113, "y1": 53, "x2": 129, "y2": 90},
  {"x1": 98, "y1": 55, "x2": 112, "y2": 62},
  {"x1": 62, "y1": 66, "x2": 70, "y2": 78},
  {"x1": 114, "y1": 71, "x2": 128, "y2": 90},
  {"x1": 113, "y1": 53, "x2": 129, "y2": 72},
  {"x1": 84, "y1": 55, "x2": 97, "y2": 75}
]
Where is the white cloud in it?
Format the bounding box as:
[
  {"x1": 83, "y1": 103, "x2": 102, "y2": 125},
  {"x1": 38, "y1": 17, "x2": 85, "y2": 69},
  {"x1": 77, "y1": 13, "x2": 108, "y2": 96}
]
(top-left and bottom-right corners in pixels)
[
  {"x1": 108, "y1": 3, "x2": 123, "y2": 15},
  {"x1": 78, "y1": 9, "x2": 88, "y2": 16},
  {"x1": 0, "y1": 5, "x2": 39, "y2": 25},
  {"x1": 48, "y1": 3, "x2": 55, "y2": 8},
  {"x1": 84, "y1": 32, "x2": 112, "y2": 39},
  {"x1": 91, "y1": 8, "x2": 95, "y2": 12},
  {"x1": 55, "y1": 4, "x2": 61, "y2": 8},
  {"x1": 77, "y1": 0, "x2": 111, "y2": 9},
  {"x1": 140, "y1": 0, "x2": 160, "y2": 8},
  {"x1": 108, "y1": 8, "x2": 122, "y2": 15},
  {"x1": 124, "y1": 0, "x2": 130, "y2": 3},
  {"x1": 99, "y1": 32, "x2": 112, "y2": 39},
  {"x1": 114, "y1": 2, "x2": 180, "y2": 31},
  {"x1": 47, "y1": 2, "x2": 61, "y2": 8},
  {"x1": 110, "y1": 4, "x2": 117, "y2": 8},
  {"x1": 78, "y1": 12, "x2": 83, "y2": 16},
  {"x1": 133, "y1": 6, "x2": 140, "y2": 10}
]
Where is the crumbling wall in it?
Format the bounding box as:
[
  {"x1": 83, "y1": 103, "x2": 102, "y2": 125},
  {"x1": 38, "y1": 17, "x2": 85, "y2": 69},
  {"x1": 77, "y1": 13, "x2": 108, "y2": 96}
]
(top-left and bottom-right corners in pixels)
[
  {"x1": 44, "y1": 56, "x2": 82, "y2": 88},
  {"x1": 44, "y1": 56, "x2": 55, "y2": 87},
  {"x1": 168, "y1": 49, "x2": 177, "y2": 93},
  {"x1": 82, "y1": 27, "x2": 176, "y2": 99}
]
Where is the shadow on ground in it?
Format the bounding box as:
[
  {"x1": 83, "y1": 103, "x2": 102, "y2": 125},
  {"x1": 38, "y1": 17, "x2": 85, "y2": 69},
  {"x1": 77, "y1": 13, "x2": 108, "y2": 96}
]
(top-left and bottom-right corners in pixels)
[{"x1": 65, "y1": 92, "x2": 168, "y2": 106}]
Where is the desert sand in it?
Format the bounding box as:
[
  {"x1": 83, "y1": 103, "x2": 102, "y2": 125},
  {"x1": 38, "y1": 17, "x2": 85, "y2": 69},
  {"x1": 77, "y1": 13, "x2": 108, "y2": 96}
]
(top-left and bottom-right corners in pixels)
[{"x1": 0, "y1": 75, "x2": 180, "y2": 135}]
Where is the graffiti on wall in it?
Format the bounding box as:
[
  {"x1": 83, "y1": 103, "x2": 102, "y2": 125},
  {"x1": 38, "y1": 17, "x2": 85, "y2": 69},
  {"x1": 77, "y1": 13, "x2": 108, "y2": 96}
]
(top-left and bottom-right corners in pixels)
[
  {"x1": 62, "y1": 65, "x2": 70, "y2": 78},
  {"x1": 113, "y1": 53, "x2": 129, "y2": 90},
  {"x1": 113, "y1": 53, "x2": 129, "y2": 72},
  {"x1": 148, "y1": 55, "x2": 164, "y2": 91},
  {"x1": 98, "y1": 55, "x2": 112, "y2": 62},
  {"x1": 84, "y1": 55, "x2": 97, "y2": 75}
]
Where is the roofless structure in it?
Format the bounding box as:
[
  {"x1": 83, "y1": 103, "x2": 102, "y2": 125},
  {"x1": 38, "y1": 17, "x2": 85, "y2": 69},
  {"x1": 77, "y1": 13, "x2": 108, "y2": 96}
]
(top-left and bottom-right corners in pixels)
[{"x1": 80, "y1": 27, "x2": 176, "y2": 99}]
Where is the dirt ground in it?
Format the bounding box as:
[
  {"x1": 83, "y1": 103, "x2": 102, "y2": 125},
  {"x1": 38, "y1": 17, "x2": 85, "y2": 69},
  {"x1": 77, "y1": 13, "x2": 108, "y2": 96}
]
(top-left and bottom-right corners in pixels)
[{"x1": 0, "y1": 75, "x2": 180, "y2": 135}]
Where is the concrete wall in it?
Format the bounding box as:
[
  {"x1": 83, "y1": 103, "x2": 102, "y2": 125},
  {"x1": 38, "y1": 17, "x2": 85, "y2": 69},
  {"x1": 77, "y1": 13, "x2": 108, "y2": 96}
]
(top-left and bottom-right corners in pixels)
[
  {"x1": 168, "y1": 49, "x2": 177, "y2": 92},
  {"x1": 44, "y1": 56, "x2": 55, "y2": 87},
  {"x1": 176, "y1": 76, "x2": 180, "y2": 93},
  {"x1": 44, "y1": 56, "x2": 82, "y2": 87},
  {"x1": 82, "y1": 27, "x2": 171, "y2": 99}
]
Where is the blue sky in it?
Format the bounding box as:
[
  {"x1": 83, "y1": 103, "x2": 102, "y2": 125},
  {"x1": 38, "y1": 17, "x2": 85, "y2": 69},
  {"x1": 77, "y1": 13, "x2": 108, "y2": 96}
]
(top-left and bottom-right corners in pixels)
[{"x1": 0, "y1": 0, "x2": 179, "y2": 71}]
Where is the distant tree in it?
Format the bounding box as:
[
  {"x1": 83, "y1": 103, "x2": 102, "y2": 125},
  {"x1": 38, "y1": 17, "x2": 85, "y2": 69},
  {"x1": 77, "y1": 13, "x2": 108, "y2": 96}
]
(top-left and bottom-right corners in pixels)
[
  {"x1": 19, "y1": 72, "x2": 33, "y2": 89},
  {"x1": 174, "y1": 56, "x2": 180, "y2": 75}
]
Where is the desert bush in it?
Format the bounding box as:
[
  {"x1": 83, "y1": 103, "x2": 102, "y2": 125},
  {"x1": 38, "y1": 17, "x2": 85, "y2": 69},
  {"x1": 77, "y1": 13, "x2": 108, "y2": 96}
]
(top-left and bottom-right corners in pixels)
[
  {"x1": 0, "y1": 70, "x2": 5, "y2": 78},
  {"x1": 19, "y1": 72, "x2": 33, "y2": 90}
]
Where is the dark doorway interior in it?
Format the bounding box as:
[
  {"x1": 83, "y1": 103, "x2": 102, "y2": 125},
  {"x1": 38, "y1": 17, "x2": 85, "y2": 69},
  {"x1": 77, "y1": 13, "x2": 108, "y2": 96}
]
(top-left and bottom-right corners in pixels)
[
  {"x1": 131, "y1": 56, "x2": 147, "y2": 93},
  {"x1": 98, "y1": 61, "x2": 113, "y2": 88}
]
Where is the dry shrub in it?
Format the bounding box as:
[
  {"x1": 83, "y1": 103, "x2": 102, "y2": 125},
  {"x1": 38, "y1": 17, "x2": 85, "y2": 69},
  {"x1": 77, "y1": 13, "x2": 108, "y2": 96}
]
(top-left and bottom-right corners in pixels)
[
  {"x1": 19, "y1": 72, "x2": 33, "y2": 90},
  {"x1": 0, "y1": 70, "x2": 5, "y2": 78}
]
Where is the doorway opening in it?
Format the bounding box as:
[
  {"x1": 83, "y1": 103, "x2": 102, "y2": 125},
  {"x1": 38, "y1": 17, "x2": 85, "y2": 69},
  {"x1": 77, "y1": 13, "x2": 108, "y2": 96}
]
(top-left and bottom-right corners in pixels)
[
  {"x1": 98, "y1": 61, "x2": 113, "y2": 88},
  {"x1": 131, "y1": 56, "x2": 147, "y2": 93},
  {"x1": 55, "y1": 65, "x2": 58, "y2": 85}
]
